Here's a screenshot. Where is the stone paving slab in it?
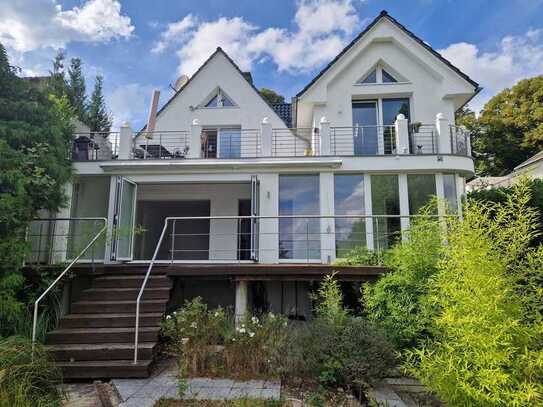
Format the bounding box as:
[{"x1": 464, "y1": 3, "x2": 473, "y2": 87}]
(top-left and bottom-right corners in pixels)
[{"x1": 114, "y1": 362, "x2": 281, "y2": 406}]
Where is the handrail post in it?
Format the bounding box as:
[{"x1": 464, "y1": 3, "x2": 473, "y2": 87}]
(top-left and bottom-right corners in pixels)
[
  {"x1": 31, "y1": 218, "x2": 107, "y2": 357},
  {"x1": 134, "y1": 218, "x2": 169, "y2": 364}
]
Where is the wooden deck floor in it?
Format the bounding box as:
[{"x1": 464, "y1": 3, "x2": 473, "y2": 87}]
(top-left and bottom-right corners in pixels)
[{"x1": 70, "y1": 263, "x2": 387, "y2": 281}]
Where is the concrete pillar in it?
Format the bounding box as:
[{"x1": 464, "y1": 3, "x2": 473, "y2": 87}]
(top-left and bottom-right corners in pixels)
[
  {"x1": 51, "y1": 182, "x2": 73, "y2": 264},
  {"x1": 260, "y1": 117, "x2": 272, "y2": 157},
  {"x1": 189, "y1": 119, "x2": 202, "y2": 158},
  {"x1": 319, "y1": 172, "x2": 335, "y2": 263},
  {"x1": 364, "y1": 174, "x2": 374, "y2": 251},
  {"x1": 258, "y1": 173, "x2": 279, "y2": 263},
  {"x1": 118, "y1": 122, "x2": 133, "y2": 159},
  {"x1": 319, "y1": 116, "x2": 330, "y2": 156},
  {"x1": 398, "y1": 173, "x2": 410, "y2": 239},
  {"x1": 235, "y1": 280, "x2": 249, "y2": 324},
  {"x1": 435, "y1": 113, "x2": 451, "y2": 154},
  {"x1": 394, "y1": 114, "x2": 410, "y2": 155}
]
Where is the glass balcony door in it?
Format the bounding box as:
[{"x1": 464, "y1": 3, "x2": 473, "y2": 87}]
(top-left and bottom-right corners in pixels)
[{"x1": 352, "y1": 101, "x2": 378, "y2": 155}]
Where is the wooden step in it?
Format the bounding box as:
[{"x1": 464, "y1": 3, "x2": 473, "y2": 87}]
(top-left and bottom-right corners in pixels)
[
  {"x1": 45, "y1": 342, "x2": 156, "y2": 362},
  {"x1": 59, "y1": 313, "x2": 163, "y2": 329},
  {"x1": 56, "y1": 359, "x2": 153, "y2": 379},
  {"x1": 46, "y1": 327, "x2": 160, "y2": 344},
  {"x1": 71, "y1": 300, "x2": 167, "y2": 314},
  {"x1": 92, "y1": 274, "x2": 171, "y2": 289},
  {"x1": 79, "y1": 287, "x2": 171, "y2": 301}
]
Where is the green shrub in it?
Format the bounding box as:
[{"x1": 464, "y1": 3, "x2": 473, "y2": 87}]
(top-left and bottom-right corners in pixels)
[
  {"x1": 0, "y1": 336, "x2": 63, "y2": 407},
  {"x1": 405, "y1": 182, "x2": 543, "y2": 406},
  {"x1": 285, "y1": 275, "x2": 395, "y2": 388},
  {"x1": 363, "y1": 205, "x2": 443, "y2": 349},
  {"x1": 332, "y1": 246, "x2": 383, "y2": 266}
]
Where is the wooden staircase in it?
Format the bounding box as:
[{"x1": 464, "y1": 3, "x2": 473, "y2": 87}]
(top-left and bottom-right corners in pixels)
[{"x1": 45, "y1": 272, "x2": 172, "y2": 379}]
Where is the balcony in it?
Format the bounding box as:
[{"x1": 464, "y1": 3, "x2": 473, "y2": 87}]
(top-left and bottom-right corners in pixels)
[{"x1": 71, "y1": 114, "x2": 471, "y2": 162}]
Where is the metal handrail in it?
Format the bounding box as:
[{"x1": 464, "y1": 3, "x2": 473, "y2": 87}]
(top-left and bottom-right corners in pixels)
[
  {"x1": 31, "y1": 217, "x2": 107, "y2": 355},
  {"x1": 132, "y1": 212, "x2": 454, "y2": 363}
]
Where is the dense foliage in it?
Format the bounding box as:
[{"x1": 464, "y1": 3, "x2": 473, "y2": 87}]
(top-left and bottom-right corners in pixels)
[
  {"x1": 0, "y1": 336, "x2": 63, "y2": 406},
  {"x1": 0, "y1": 43, "x2": 74, "y2": 337},
  {"x1": 468, "y1": 178, "x2": 543, "y2": 245},
  {"x1": 363, "y1": 205, "x2": 442, "y2": 349},
  {"x1": 459, "y1": 76, "x2": 543, "y2": 175}
]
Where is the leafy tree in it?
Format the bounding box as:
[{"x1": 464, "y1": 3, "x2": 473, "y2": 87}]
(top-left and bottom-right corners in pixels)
[
  {"x1": 461, "y1": 76, "x2": 543, "y2": 175},
  {"x1": 87, "y1": 75, "x2": 112, "y2": 132},
  {"x1": 405, "y1": 182, "x2": 543, "y2": 406},
  {"x1": 0, "y1": 42, "x2": 73, "y2": 336},
  {"x1": 259, "y1": 88, "x2": 285, "y2": 105},
  {"x1": 67, "y1": 57, "x2": 87, "y2": 123}
]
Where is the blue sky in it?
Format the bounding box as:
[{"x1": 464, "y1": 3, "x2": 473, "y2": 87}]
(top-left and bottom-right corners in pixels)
[{"x1": 2, "y1": 0, "x2": 543, "y2": 129}]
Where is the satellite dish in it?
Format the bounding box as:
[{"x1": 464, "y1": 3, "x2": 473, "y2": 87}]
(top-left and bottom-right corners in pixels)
[{"x1": 174, "y1": 75, "x2": 189, "y2": 91}]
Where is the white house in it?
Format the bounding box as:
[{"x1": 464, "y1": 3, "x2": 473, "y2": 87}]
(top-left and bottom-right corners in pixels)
[{"x1": 34, "y1": 11, "x2": 479, "y2": 378}]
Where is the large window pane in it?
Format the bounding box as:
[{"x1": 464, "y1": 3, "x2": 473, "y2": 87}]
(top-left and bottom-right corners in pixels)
[
  {"x1": 352, "y1": 102, "x2": 378, "y2": 155},
  {"x1": 334, "y1": 175, "x2": 365, "y2": 257},
  {"x1": 219, "y1": 128, "x2": 241, "y2": 158},
  {"x1": 382, "y1": 98, "x2": 410, "y2": 154},
  {"x1": 443, "y1": 174, "x2": 458, "y2": 213},
  {"x1": 407, "y1": 174, "x2": 436, "y2": 214},
  {"x1": 371, "y1": 175, "x2": 400, "y2": 249},
  {"x1": 279, "y1": 175, "x2": 320, "y2": 260}
]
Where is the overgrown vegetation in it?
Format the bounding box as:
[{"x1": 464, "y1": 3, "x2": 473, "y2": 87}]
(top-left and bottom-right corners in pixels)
[
  {"x1": 0, "y1": 42, "x2": 73, "y2": 337},
  {"x1": 363, "y1": 204, "x2": 443, "y2": 349},
  {"x1": 403, "y1": 182, "x2": 543, "y2": 406},
  {"x1": 162, "y1": 278, "x2": 396, "y2": 402},
  {"x1": 0, "y1": 336, "x2": 64, "y2": 407}
]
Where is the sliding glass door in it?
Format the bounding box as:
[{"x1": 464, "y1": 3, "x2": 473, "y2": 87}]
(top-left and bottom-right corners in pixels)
[{"x1": 352, "y1": 101, "x2": 378, "y2": 155}]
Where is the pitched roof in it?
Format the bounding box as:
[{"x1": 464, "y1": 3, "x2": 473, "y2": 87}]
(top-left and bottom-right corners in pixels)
[
  {"x1": 514, "y1": 150, "x2": 543, "y2": 171},
  {"x1": 271, "y1": 103, "x2": 292, "y2": 127},
  {"x1": 140, "y1": 47, "x2": 289, "y2": 133},
  {"x1": 296, "y1": 10, "x2": 480, "y2": 98}
]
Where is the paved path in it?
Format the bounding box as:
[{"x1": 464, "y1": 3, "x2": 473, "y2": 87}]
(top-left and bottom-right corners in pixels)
[{"x1": 113, "y1": 362, "x2": 281, "y2": 407}]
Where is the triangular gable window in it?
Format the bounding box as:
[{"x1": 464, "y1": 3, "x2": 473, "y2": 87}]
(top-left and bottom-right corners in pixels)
[
  {"x1": 382, "y1": 69, "x2": 397, "y2": 83},
  {"x1": 204, "y1": 88, "x2": 236, "y2": 108},
  {"x1": 359, "y1": 69, "x2": 377, "y2": 84}
]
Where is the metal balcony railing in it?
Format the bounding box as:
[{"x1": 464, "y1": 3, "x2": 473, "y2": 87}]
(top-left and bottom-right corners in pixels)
[
  {"x1": 133, "y1": 131, "x2": 190, "y2": 159},
  {"x1": 271, "y1": 128, "x2": 315, "y2": 157},
  {"x1": 71, "y1": 132, "x2": 119, "y2": 161},
  {"x1": 330, "y1": 125, "x2": 396, "y2": 156},
  {"x1": 450, "y1": 125, "x2": 470, "y2": 156},
  {"x1": 409, "y1": 124, "x2": 437, "y2": 154}
]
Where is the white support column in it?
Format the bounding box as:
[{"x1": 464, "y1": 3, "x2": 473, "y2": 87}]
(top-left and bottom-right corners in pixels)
[
  {"x1": 104, "y1": 176, "x2": 118, "y2": 263},
  {"x1": 435, "y1": 173, "x2": 445, "y2": 217},
  {"x1": 118, "y1": 122, "x2": 133, "y2": 159},
  {"x1": 320, "y1": 172, "x2": 335, "y2": 263},
  {"x1": 435, "y1": 113, "x2": 451, "y2": 154},
  {"x1": 189, "y1": 119, "x2": 202, "y2": 158},
  {"x1": 319, "y1": 116, "x2": 331, "y2": 156},
  {"x1": 394, "y1": 114, "x2": 410, "y2": 155},
  {"x1": 235, "y1": 280, "x2": 249, "y2": 325},
  {"x1": 258, "y1": 173, "x2": 279, "y2": 263},
  {"x1": 399, "y1": 173, "x2": 410, "y2": 239},
  {"x1": 51, "y1": 182, "x2": 73, "y2": 264},
  {"x1": 364, "y1": 174, "x2": 374, "y2": 251},
  {"x1": 260, "y1": 117, "x2": 272, "y2": 157}
]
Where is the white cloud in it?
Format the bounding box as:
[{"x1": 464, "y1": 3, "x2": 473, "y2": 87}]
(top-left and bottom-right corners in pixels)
[
  {"x1": 107, "y1": 83, "x2": 154, "y2": 129},
  {"x1": 439, "y1": 29, "x2": 543, "y2": 113},
  {"x1": 0, "y1": 0, "x2": 134, "y2": 53},
  {"x1": 153, "y1": 0, "x2": 362, "y2": 76}
]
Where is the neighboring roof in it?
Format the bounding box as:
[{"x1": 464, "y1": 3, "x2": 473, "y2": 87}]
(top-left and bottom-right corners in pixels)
[
  {"x1": 514, "y1": 150, "x2": 543, "y2": 171},
  {"x1": 140, "y1": 47, "x2": 290, "y2": 133},
  {"x1": 296, "y1": 10, "x2": 481, "y2": 99},
  {"x1": 466, "y1": 176, "x2": 510, "y2": 191},
  {"x1": 272, "y1": 103, "x2": 292, "y2": 128}
]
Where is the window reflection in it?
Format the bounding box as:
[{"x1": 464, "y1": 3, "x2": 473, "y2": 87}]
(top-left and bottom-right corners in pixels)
[
  {"x1": 443, "y1": 174, "x2": 458, "y2": 213},
  {"x1": 279, "y1": 175, "x2": 320, "y2": 260},
  {"x1": 334, "y1": 175, "x2": 365, "y2": 257},
  {"x1": 407, "y1": 174, "x2": 436, "y2": 215},
  {"x1": 371, "y1": 175, "x2": 400, "y2": 250}
]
